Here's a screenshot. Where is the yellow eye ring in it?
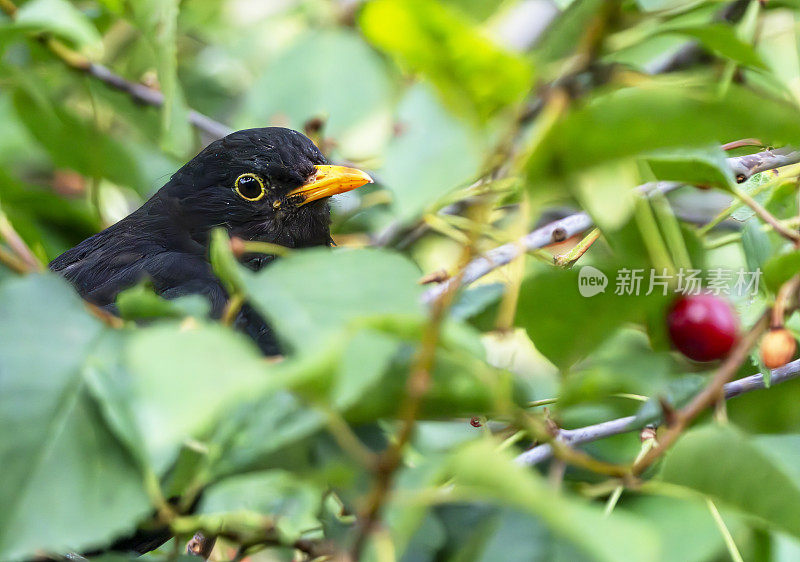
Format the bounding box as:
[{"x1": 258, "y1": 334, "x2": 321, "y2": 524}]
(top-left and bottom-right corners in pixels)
[{"x1": 234, "y1": 173, "x2": 266, "y2": 201}]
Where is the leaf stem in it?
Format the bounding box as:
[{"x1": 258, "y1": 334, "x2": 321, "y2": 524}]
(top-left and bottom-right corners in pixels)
[{"x1": 707, "y1": 498, "x2": 744, "y2": 562}]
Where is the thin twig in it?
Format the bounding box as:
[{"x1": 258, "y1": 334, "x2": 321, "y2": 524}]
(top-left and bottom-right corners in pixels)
[
  {"x1": 0, "y1": 0, "x2": 231, "y2": 140},
  {"x1": 422, "y1": 149, "x2": 800, "y2": 305},
  {"x1": 0, "y1": 212, "x2": 41, "y2": 271},
  {"x1": 516, "y1": 320, "x2": 800, "y2": 467},
  {"x1": 734, "y1": 187, "x2": 800, "y2": 242},
  {"x1": 553, "y1": 228, "x2": 600, "y2": 268}
]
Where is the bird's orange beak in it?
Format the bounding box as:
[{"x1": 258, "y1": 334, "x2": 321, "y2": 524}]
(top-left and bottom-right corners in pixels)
[{"x1": 286, "y1": 165, "x2": 373, "y2": 206}]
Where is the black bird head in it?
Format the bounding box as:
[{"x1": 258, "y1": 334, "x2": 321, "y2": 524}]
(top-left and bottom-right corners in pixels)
[{"x1": 158, "y1": 127, "x2": 372, "y2": 247}]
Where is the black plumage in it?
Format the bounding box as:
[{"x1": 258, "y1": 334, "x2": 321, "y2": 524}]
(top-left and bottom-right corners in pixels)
[
  {"x1": 51, "y1": 127, "x2": 369, "y2": 354},
  {"x1": 46, "y1": 127, "x2": 371, "y2": 557}
]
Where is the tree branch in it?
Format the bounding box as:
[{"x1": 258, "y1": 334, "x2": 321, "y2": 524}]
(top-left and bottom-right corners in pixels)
[
  {"x1": 516, "y1": 344, "x2": 800, "y2": 467},
  {"x1": 422, "y1": 149, "x2": 800, "y2": 305},
  {"x1": 0, "y1": 0, "x2": 232, "y2": 140}
]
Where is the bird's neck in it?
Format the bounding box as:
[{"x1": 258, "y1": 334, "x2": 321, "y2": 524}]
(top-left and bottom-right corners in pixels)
[{"x1": 143, "y1": 190, "x2": 334, "y2": 254}]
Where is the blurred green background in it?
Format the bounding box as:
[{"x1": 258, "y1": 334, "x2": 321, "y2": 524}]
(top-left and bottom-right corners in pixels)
[{"x1": 6, "y1": 1, "x2": 800, "y2": 561}]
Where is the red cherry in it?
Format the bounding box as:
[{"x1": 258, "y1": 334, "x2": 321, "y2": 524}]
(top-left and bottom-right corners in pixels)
[
  {"x1": 469, "y1": 417, "x2": 482, "y2": 428},
  {"x1": 667, "y1": 294, "x2": 739, "y2": 361}
]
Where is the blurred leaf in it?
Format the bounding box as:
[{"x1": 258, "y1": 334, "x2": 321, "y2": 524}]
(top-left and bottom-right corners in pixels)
[
  {"x1": 123, "y1": 323, "x2": 272, "y2": 471},
  {"x1": 574, "y1": 160, "x2": 638, "y2": 231},
  {"x1": 129, "y1": 0, "x2": 192, "y2": 155},
  {"x1": 758, "y1": 10, "x2": 800, "y2": 107},
  {"x1": 645, "y1": 146, "x2": 736, "y2": 189},
  {"x1": 763, "y1": 250, "x2": 800, "y2": 294},
  {"x1": 199, "y1": 471, "x2": 323, "y2": 543},
  {"x1": 116, "y1": 281, "x2": 209, "y2": 320},
  {"x1": 360, "y1": 0, "x2": 532, "y2": 120},
  {"x1": 0, "y1": 275, "x2": 150, "y2": 560},
  {"x1": 635, "y1": 0, "x2": 701, "y2": 11},
  {"x1": 11, "y1": 88, "x2": 146, "y2": 191},
  {"x1": 238, "y1": 30, "x2": 391, "y2": 154},
  {"x1": 622, "y1": 495, "x2": 740, "y2": 562},
  {"x1": 659, "y1": 425, "x2": 800, "y2": 539},
  {"x1": 451, "y1": 283, "x2": 504, "y2": 320},
  {"x1": 633, "y1": 374, "x2": 705, "y2": 425},
  {"x1": 535, "y1": 0, "x2": 605, "y2": 63},
  {"x1": 14, "y1": 0, "x2": 101, "y2": 49},
  {"x1": 243, "y1": 248, "x2": 423, "y2": 350},
  {"x1": 529, "y1": 84, "x2": 800, "y2": 182},
  {"x1": 741, "y1": 220, "x2": 772, "y2": 275},
  {"x1": 209, "y1": 391, "x2": 325, "y2": 479},
  {"x1": 516, "y1": 267, "x2": 666, "y2": 369},
  {"x1": 209, "y1": 228, "x2": 245, "y2": 295},
  {"x1": 656, "y1": 24, "x2": 764, "y2": 68},
  {"x1": 333, "y1": 330, "x2": 400, "y2": 409},
  {"x1": 380, "y1": 84, "x2": 483, "y2": 220},
  {"x1": 449, "y1": 441, "x2": 660, "y2": 561}
]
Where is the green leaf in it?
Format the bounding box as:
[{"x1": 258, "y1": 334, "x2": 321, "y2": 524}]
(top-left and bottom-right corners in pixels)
[
  {"x1": 516, "y1": 267, "x2": 667, "y2": 370},
  {"x1": 645, "y1": 146, "x2": 736, "y2": 189},
  {"x1": 116, "y1": 281, "x2": 209, "y2": 320},
  {"x1": 123, "y1": 323, "x2": 272, "y2": 471},
  {"x1": 379, "y1": 84, "x2": 484, "y2": 220},
  {"x1": 449, "y1": 441, "x2": 660, "y2": 561},
  {"x1": 656, "y1": 24, "x2": 765, "y2": 69},
  {"x1": 243, "y1": 248, "x2": 423, "y2": 350},
  {"x1": 529, "y1": 84, "x2": 800, "y2": 182},
  {"x1": 360, "y1": 0, "x2": 532, "y2": 120},
  {"x1": 0, "y1": 275, "x2": 150, "y2": 560},
  {"x1": 659, "y1": 425, "x2": 800, "y2": 539},
  {"x1": 11, "y1": 88, "x2": 146, "y2": 191},
  {"x1": 209, "y1": 391, "x2": 325, "y2": 479},
  {"x1": 763, "y1": 250, "x2": 800, "y2": 294},
  {"x1": 574, "y1": 160, "x2": 638, "y2": 231},
  {"x1": 635, "y1": 0, "x2": 700, "y2": 11},
  {"x1": 535, "y1": 0, "x2": 605, "y2": 64},
  {"x1": 741, "y1": 220, "x2": 772, "y2": 275},
  {"x1": 199, "y1": 471, "x2": 323, "y2": 543},
  {"x1": 622, "y1": 495, "x2": 743, "y2": 562},
  {"x1": 15, "y1": 0, "x2": 101, "y2": 49},
  {"x1": 634, "y1": 374, "x2": 705, "y2": 425},
  {"x1": 237, "y1": 30, "x2": 391, "y2": 154},
  {"x1": 129, "y1": 0, "x2": 192, "y2": 155},
  {"x1": 209, "y1": 228, "x2": 245, "y2": 295},
  {"x1": 333, "y1": 330, "x2": 400, "y2": 409}
]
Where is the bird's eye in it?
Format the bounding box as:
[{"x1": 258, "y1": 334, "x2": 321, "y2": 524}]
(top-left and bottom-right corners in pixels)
[{"x1": 234, "y1": 173, "x2": 266, "y2": 201}]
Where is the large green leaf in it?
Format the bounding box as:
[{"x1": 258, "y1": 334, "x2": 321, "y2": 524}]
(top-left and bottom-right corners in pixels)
[
  {"x1": 516, "y1": 267, "x2": 666, "y2": 370},
  {"x1": 11, "y1": 88, "x2": 146, "y2": 192},
  {"x1": 655, "y1": 24, "x2": 764, "y2": 69},
  {"x1": 379, "y1": 85, "x2": 483, "y2": 220},
  {"x1": 644, "y1": 146, "x2": 736, "y2": 189},
  {"x1": 0, "y1": 275, "x2": 150, "y2": 560},
  {"x1": 122, "y1": 323, "x2": 273, "y2": 471},
  {"x1": 199, "y1": 470, "x2": 323, "y2": 543},
  {"x1": 360, "y1": 0, "x2": 532, "y2": 120},
  {"x1": 237, "y1": 30, "x2": 392, "y2": 156},
  {"x1": 449, "y1": 441, "x2": 660, "y2": 561},
  {"x1": 529, "y1": 84, "x2": 800, "y2": 182},
  {"x1": 659, "y1": 425, "x2": 800, "y2": 539},
  {"x1": 14, "y1": 0, "x2": 101, "y2": 49},
  {"x1": 243, "y1": 247, "x2": 423, "y2": 350},
  {"x1": 129, "y1": 0, "x2": 192, "y2": 155}
]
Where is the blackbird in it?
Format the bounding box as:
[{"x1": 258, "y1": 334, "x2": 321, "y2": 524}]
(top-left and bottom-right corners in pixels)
[{"x1": 50, "y1": 127, "x2": 372, "y2": 354}]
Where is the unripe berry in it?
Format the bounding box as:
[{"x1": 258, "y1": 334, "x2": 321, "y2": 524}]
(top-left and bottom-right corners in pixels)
[
  {"x1": 761, "y1": 328, "x2": 796, "y2": 369},
  {"x1": 667, "y1": 294, "x2": 739, "y2": 362}
]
